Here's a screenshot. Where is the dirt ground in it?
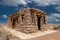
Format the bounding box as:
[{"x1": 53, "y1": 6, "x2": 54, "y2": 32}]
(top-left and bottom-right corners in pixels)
[
  {"x1": 23, "y1": 30, "x2": 60, "y2": 40},
  {"x1": 0, "y1": 25, "x2": 60, "y2": 40}
]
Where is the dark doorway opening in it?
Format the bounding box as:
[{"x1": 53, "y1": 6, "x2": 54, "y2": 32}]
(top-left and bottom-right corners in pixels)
[
  {"x1": 12, "y1": 16, "x2": 18, "y2": 28},
  {"x1": 37, "y1": 16, "x2": 41, "y2": 30},
  {"x1": 12, "y1": 19, "x2": 16, "y2": 28}
]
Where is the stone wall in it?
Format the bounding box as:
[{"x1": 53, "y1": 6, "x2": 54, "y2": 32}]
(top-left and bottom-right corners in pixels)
[{"x1": 8, "y1": 8, "x2": 47, "y2": 33}]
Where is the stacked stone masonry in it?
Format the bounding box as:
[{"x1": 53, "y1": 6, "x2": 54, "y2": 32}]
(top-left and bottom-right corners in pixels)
[{"x1": 8, "y1": 8, "x2": 47, "y2": 33}]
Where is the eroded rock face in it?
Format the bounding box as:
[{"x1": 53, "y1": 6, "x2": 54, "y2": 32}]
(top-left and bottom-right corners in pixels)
[{"x1": 8, "y1": 8, "x2": 47, "y2": 33}]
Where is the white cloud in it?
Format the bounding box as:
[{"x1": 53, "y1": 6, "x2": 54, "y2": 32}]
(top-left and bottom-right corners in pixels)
[
  {"x1": 0, "y1": 0, "x2": 60, "y2": 7},
  {"x1": 1, "y1": 0, "x2": 27, "y2": 7},
  {"x1": 47, "y1": 13, "x2": 60, "y2": 22},
  {"x1": 55, "y1": 6, "x2": 60, "y2": 12},
  {"x1": 25, "y1": 0, "x2": 32, "y2": 3},
  {"x1": 32, "y1": 0, "x2": 58, "y2": 6},
  {"x1": 2, "y1": 15, "x2": 8, "y2": 18}
]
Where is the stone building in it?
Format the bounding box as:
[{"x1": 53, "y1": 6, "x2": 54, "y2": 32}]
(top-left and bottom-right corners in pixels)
[{"x1": 8, "y1": 8, "x2": 47, "y2": 33}]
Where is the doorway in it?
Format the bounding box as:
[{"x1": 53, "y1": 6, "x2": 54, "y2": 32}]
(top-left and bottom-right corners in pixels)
[
  {"x1": 37, "y1": 16, "x2": 41, "y2": 30},
  {"x1": 12, "y1": 17, "x2": 18, "y2": 28},
  {"x1": 12, "y1": 19, "x2": 16, "y2": 28}
]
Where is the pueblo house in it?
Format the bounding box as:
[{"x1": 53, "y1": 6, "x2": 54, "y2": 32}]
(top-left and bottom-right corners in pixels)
[{"x1": 8, "y1": 8, "x2": 47, "y2": 33}]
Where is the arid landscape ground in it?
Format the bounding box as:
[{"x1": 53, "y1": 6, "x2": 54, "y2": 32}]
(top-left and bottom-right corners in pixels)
[{"x1": 0, "y1": 24, "x2": 60, "y2": 40}]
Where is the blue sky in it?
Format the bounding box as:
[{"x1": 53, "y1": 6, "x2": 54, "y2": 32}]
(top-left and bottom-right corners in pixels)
[{"x1": 0, "y1": 0, "x2": 60, "y2": 24}]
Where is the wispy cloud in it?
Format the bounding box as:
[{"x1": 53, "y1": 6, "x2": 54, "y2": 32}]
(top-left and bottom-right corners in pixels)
[
  {"x1": 0, "y1": 0, "x2": 60, "y2": 7},
  {"x1": 55, "y1": 6, "x2": 60, "y2": 12},
  {"x1": 47, "y1": 13, "x2": 60, "y2": 22},
  {"x1": 0, "y1": 0, "x2": 27, "y2": 7},
  {"x1": 32, "y1": 0, "x2": 58, "y2": 7}
]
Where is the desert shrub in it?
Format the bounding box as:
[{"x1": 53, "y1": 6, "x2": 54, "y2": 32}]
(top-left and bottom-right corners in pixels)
[
  {"x1": 54, "y1": 27, "x2": 58, "y2": 30},
  {"x1": 54, "y1": 26, "x2": 60, "y2": 30}
]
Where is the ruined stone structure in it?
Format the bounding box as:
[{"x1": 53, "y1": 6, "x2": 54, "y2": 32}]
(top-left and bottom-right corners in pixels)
[{"x1": 8, "y1": 8, "x2": 47, "y2": 33}]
